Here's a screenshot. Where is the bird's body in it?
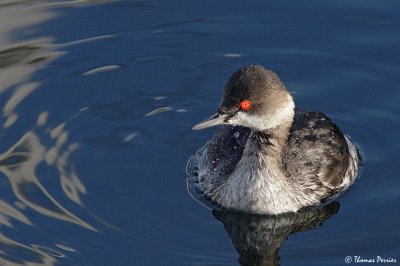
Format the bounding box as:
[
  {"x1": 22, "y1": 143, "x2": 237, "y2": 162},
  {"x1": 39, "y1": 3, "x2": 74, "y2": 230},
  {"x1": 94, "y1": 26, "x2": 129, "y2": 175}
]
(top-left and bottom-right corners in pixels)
[{"x1": 192, "y1": 65, "x2": 360, "y2": 214}]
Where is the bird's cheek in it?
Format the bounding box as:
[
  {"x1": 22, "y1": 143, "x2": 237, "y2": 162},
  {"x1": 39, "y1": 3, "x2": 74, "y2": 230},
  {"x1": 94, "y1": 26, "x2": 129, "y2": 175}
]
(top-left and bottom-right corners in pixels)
[
  {"x1": 224, "y1": 116, "x2": 235, "y2": 125},
  {"x1": 226, "y1": 113, "x2": 244, "y2": 126}
]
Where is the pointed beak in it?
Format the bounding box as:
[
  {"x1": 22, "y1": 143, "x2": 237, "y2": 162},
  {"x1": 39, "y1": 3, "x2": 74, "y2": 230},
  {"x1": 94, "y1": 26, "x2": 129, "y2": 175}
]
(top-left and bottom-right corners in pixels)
[{"x1": 192, "y1": 112, "x2": 229, "y2": 130}]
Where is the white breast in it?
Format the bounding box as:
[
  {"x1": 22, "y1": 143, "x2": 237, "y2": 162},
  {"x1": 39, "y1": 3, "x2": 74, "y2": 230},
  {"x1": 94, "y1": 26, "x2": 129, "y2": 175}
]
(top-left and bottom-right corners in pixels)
[{"x1": 203, "y1": 139, "x2": 303, "y2": 214}]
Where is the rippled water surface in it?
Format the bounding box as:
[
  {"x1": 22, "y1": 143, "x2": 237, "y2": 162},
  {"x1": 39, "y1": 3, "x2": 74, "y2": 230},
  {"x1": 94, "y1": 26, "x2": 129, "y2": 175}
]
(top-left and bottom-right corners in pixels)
[{"x1": 0, "y1": 1, "x2": 399, "y2": 265}]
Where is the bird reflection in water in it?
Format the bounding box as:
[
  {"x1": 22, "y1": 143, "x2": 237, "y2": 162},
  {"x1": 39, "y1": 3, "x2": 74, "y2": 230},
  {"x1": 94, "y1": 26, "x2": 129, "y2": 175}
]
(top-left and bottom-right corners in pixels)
[{"x1": 213, "y1": 202, "x2": 339, "y2": 266}]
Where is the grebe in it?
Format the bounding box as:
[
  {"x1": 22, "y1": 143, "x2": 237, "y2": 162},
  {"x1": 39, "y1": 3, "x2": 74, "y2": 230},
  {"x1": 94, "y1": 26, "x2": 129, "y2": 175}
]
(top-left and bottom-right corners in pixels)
[{"x1": 191, "y1": 65, "x2": 360, "y2": 214}]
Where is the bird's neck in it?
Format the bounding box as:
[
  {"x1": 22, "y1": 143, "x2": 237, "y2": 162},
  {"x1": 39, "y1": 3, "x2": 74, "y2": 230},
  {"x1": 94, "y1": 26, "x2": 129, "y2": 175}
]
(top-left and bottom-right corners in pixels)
[
  {"x1": 252, "y1": 119, "x2": 293, "y2": 161},
  {"x1": 235, "y1": 120, "x2": 293, "y2": 185}
]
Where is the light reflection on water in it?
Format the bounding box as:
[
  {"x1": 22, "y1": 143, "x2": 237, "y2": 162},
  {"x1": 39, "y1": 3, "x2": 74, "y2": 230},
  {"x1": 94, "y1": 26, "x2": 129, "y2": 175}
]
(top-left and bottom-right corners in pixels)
[
  {"x1": 0, "y1": 110, "x2": 94, "y2": 264},
  {"x1": 0, "y1": 1, "x2": 184, "y2": 264},
  {"x1": 0, "y1": 1, "x2": 102, "y2": 264},
  {"x1": 0, "y1": 118, "x2": 94, "y2": 230}
]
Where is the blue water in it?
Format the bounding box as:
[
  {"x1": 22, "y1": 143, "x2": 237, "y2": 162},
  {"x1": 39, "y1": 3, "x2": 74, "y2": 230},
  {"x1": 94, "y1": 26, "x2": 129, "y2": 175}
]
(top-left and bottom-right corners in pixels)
[{"x1": 0, "y1": 1, "x2": 399, "y2": 265}]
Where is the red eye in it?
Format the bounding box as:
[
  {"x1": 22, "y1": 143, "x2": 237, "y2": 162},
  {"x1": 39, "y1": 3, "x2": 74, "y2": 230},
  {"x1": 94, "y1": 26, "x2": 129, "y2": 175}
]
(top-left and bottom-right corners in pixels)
[{"x1": 240, "y1": 100, "x2": 251, "y2": 111}]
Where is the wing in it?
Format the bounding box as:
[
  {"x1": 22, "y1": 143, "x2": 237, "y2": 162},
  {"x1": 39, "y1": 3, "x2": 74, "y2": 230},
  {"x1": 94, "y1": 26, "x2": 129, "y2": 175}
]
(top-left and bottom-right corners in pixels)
[
  {"x1": 198, "y1": 125, "x2": 251, "y2": 188},
  {"x1": 284, "y1": 110, "x2": 350, "y2": 194}
]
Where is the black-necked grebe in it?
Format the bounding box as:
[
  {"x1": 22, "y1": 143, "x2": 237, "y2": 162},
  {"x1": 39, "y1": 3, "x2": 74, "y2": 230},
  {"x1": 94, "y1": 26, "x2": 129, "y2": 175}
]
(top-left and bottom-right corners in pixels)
[{"x1": 191, "y1": 65, "x2": 360, "y2": 214}]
